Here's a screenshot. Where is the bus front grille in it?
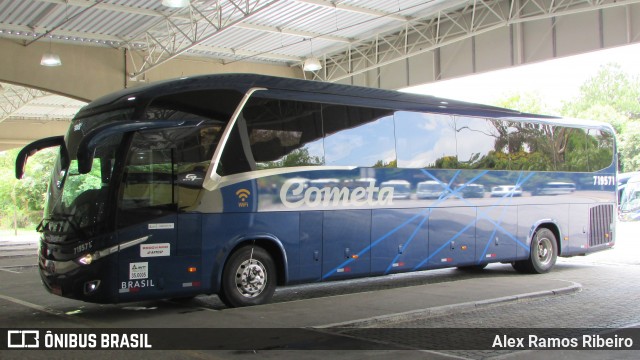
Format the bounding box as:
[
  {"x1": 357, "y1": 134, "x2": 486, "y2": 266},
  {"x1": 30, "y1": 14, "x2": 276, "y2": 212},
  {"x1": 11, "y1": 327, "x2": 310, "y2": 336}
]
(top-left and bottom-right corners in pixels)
[{"x1": 589, "y1": 204, "x2": 613, "y2": 247}]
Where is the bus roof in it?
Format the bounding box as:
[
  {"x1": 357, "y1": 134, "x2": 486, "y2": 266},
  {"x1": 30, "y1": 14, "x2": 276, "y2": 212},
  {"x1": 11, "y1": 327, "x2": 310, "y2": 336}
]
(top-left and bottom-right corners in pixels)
[{"x1": 80, "y1": 73, "x2": 613, "y2": 132}]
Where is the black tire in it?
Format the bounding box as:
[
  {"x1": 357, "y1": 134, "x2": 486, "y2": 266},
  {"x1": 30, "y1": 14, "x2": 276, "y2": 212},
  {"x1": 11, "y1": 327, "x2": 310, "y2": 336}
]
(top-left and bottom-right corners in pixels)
[
  {"x1": 511, "y1": 228, "x2": 558, "y2": 274},
  {"x1": 219, "y1": 245, "x2": 276, "y2": 308},
  {"x1": 456, "y1": 264, "x2": 488, "y2": 272},
  {"x1": 511, "y1": 260, "x2": 530, "y2": 273}
]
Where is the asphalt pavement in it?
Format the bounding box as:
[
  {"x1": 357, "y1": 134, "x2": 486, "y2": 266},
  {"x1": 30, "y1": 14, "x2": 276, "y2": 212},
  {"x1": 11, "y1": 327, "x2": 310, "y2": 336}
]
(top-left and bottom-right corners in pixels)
[{"x1": 1, "y1": 222, "x2": 639, "y2": 359}]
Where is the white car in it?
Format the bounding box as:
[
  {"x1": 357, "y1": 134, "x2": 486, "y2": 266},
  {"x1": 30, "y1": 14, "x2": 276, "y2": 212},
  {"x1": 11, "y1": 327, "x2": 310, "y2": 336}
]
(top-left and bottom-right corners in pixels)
[{"x1": 491, "y1": 185, "x2": 522, "y2": 197}]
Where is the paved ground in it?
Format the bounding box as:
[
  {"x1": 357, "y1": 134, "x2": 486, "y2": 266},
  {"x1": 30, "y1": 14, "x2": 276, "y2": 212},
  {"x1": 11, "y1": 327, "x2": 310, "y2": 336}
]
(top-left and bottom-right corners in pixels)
[{"x1": 1, "y1": 222, "x2": 639, "y2": 359}]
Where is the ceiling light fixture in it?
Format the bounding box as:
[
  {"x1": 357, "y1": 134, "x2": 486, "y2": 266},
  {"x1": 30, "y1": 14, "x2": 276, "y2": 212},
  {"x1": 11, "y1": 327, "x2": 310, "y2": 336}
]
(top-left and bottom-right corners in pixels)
[
  {"x1": 41, "y1": 38, "x2": 61, "y2": 67},
  {"x1": 303, "y1": 57, "x2": 322, "y2": 72},
  {"x1": 41, "y1": 53, "x2": 62, "y2": 66},
  {"x1": 303, "y1": 39, "x2": 322, "y2": 72},
  {"x1": 162, "y1": 0, "x2": 190, "y2": 8}
]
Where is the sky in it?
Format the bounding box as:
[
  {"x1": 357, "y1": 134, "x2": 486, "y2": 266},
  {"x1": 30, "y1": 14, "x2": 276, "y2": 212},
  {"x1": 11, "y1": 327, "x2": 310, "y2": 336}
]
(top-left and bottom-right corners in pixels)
[{"x1": 402, "y1": 43, "x2": 640, "y2": 111}]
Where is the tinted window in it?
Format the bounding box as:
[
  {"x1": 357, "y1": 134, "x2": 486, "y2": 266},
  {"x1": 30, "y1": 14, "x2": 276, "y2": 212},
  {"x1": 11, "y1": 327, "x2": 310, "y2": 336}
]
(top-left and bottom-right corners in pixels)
[
  {"x1": 219, "y1": 98, "x2": 396, "y2": 175},
  {"x1": 118, "y1": 126, "x2": 219, "y2": 226},
  {"x1": 395, "y1": 112, "x2": 456, "y2": 168},
  {"x1": 323, "y1": 105, "x2": 395, "y2": 167},
  {"x1": 586, "y1": 129, "x2": 614, "y2": 171},
  {"x1": 506, "y1": 121, "x2": 559, "y2": 171},
  {"x1": 563, "y1": 128, "x2": 590, "y2": 172},
  {"x1": 227, "y1": 98, "x2": 325, "y2": 173},
  {"x1": 507, "y1": 121, "x2": 545, "y2": 171},
  {"x1": 454, "y1": 117, "x2": 503, "y2": 169},
  {"x1": 214, "y1": 96, "x2": 615, "y2": 174}
]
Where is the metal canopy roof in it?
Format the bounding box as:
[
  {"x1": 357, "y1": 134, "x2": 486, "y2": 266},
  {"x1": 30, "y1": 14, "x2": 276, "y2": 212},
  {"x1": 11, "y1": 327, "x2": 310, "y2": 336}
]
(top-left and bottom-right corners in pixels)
[
  {"x1": 1, "y1": 0, "x2": 638, "y2": 126},
  {"x1": 0, "y1": 0, "x2": 452, "y2": 77},
  {"x1": 0, "y1": 0, "x2": 458, "y2": 124}
]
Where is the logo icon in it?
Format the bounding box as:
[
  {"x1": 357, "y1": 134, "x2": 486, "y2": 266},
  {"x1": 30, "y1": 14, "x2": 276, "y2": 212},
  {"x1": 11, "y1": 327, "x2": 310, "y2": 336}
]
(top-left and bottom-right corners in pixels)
[
  {"x1": 235, "y1": 189, "x2": 251, "y2": 208},
  {"x1": 236, "y1": 189, "x2": 250, "y2": 201},
  {"x1": 185, "y1": 174, "x2": 200, "y2": 181},
  {"x1": 7, "y1": 330, "x2": 39, "y2": 348}
]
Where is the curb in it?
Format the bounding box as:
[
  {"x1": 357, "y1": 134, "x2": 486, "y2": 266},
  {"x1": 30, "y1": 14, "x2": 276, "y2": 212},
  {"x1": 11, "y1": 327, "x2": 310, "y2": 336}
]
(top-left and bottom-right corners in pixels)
[{"x1": 315, "y1": 281, "x2": 581, "y2": 329}]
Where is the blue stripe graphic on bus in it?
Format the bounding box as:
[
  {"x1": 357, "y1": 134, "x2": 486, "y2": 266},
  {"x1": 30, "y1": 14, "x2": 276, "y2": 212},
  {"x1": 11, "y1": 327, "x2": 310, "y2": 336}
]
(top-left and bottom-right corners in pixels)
[
  {"x1": 384, "y1": 211, "x2": 430, "y2": 274},
  {"x1": 322, "y1": 170, "x2": 489, "y2": 280},
  {"x1": 322, "y1": 169, "x2": 540, "y2": 279},
  {"x1": 477, "y1": 172, "x2": 535, "y2": 262},
  {"x1": 413, "y1": 220, "x2": 478, "y2": 270},
  {"x1": 411, "y1": 171, "x2": 533, "y2": 270}
]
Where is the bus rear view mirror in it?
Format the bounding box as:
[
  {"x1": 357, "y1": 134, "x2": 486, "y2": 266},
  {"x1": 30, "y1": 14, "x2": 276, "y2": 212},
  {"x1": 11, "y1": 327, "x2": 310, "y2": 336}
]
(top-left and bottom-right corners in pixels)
[{"x1": 15, "y1": 136, "x2": 65, "y2": 179}]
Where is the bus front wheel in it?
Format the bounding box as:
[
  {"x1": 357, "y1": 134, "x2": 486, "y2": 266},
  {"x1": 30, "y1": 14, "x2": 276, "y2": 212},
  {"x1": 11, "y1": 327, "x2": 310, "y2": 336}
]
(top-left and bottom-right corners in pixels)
[
  {"x1": 512, "y1": 228, "x2": 557, "y2": 274},
  {"x1": 219, "y1": 245, "x2": 277, "y2": 307}
]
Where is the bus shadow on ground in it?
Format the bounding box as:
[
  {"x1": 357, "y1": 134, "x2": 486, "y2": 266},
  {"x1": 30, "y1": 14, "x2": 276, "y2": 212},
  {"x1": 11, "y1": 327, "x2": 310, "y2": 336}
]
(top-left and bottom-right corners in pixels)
[
  {"x1": 57, "y1": 261, "x2": 591, "y2": 322},
  {"x1": 191, "y1": 262, "x2": 586, "y2": 310}
]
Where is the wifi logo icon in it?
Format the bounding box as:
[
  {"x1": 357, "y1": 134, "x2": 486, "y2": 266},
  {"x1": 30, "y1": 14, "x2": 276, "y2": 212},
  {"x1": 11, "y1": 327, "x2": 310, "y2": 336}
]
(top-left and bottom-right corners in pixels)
[{"x1": 236, "y1": 189, "x2": 251, "y2": 205}]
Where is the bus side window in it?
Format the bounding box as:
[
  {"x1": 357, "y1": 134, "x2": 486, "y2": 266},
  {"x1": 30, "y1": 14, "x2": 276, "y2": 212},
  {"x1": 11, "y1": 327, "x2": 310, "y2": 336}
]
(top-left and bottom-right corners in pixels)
[
  {"x1": 323, "y1": 105, "x2": 395, "y2": 167},
  {"x1": 586, "y1": 129, "x2": 614, "y2": 172},
  {"x1": 219, "y1": 98, "x2": 325, "y2": 175},
  {"x1": 395, "y1": 112, "x2": 455, "y2": 169},
  {"x1": 453, "y1": 117, "x2": 501, "y2": 169},
  {"x1": 118, "y1": 126, "x2": 220, "y2": 225},
  {"x1": 118, "y1": 138, "x2": 177, "y2": 227}
]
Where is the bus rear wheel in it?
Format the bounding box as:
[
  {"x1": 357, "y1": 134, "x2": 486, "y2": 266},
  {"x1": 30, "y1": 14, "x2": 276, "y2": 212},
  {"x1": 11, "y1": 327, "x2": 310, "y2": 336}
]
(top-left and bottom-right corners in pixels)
[
  {"x1": 219, "y1": 245, "x2": 276, "y2": 308},
  {"x1": 512, "y1": 228, "x2": 557, "y2": 274}
]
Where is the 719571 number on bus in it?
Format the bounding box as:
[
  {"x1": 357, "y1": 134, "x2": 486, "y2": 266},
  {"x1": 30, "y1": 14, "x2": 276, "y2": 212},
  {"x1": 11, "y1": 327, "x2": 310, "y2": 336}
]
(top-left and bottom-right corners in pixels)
[{"x1": 593, "y1": 175, "x2": 615, "y2": 186}]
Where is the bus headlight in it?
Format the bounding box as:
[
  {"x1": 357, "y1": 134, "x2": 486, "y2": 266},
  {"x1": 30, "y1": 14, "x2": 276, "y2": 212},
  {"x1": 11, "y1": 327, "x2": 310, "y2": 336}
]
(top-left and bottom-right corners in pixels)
[{"x1": 84, "y1": 280, "x2": 101, "y2": 295}]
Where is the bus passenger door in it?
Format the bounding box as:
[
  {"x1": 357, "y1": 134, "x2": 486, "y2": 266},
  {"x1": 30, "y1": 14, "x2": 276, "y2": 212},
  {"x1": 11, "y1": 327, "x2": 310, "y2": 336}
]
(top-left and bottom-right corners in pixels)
[
  {"x1": 115, "y1": 190, "x2": 179, "y2": 298},
  {"x1": 115, "y1": 129, "x2": 204, "y2": 300},
  {"x1": 322, "y1": 210, "x2": 371, "y2": 280}
]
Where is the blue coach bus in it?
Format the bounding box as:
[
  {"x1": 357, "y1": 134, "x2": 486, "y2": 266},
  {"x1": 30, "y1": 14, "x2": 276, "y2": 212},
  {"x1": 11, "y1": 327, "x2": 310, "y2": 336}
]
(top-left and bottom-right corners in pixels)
[{"x1": 15, "y1": 74, "x2": 616, "y2": 307}]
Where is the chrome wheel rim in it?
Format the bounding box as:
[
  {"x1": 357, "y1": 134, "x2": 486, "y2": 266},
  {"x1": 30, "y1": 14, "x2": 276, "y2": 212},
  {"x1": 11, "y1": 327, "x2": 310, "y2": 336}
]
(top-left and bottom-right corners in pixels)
[
  {"x1": 234, "y1": 259, "x2": 267, "y2": 298},
  {"x1": 536, "y1": 237, "x2": 553, "y2": 266}
]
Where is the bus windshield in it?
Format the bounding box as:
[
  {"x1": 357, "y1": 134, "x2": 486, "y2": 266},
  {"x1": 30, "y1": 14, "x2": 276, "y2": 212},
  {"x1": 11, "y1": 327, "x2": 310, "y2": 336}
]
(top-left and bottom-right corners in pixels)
[{"x1": 44, "y1": 108, "x2": 134, "y2": 240}]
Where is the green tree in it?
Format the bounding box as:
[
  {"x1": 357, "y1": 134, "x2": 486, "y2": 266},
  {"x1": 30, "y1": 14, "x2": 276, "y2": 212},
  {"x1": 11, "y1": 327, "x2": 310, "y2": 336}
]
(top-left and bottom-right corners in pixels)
[
  {"x1": 373, "y1": 159, "x2": 397, "y2": 168},
  {"x1": 561, "y1": 63, "x2": 640, "y2": 171},
  {"x1": 0, "y1": 148, "x2": 57, "y2": 231},
  {"x1": 257, "y1": 148, "x2": 323, "y2": 169},
  {"x1": 493, "y1": 91, "x2": 553, "y2": 115},
  {"x1": 620, "y1": 122, "x2": 640, "y2": 171},
  {"x1": 563, "y1": 63, "x2": 640, "y2": 118}
]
